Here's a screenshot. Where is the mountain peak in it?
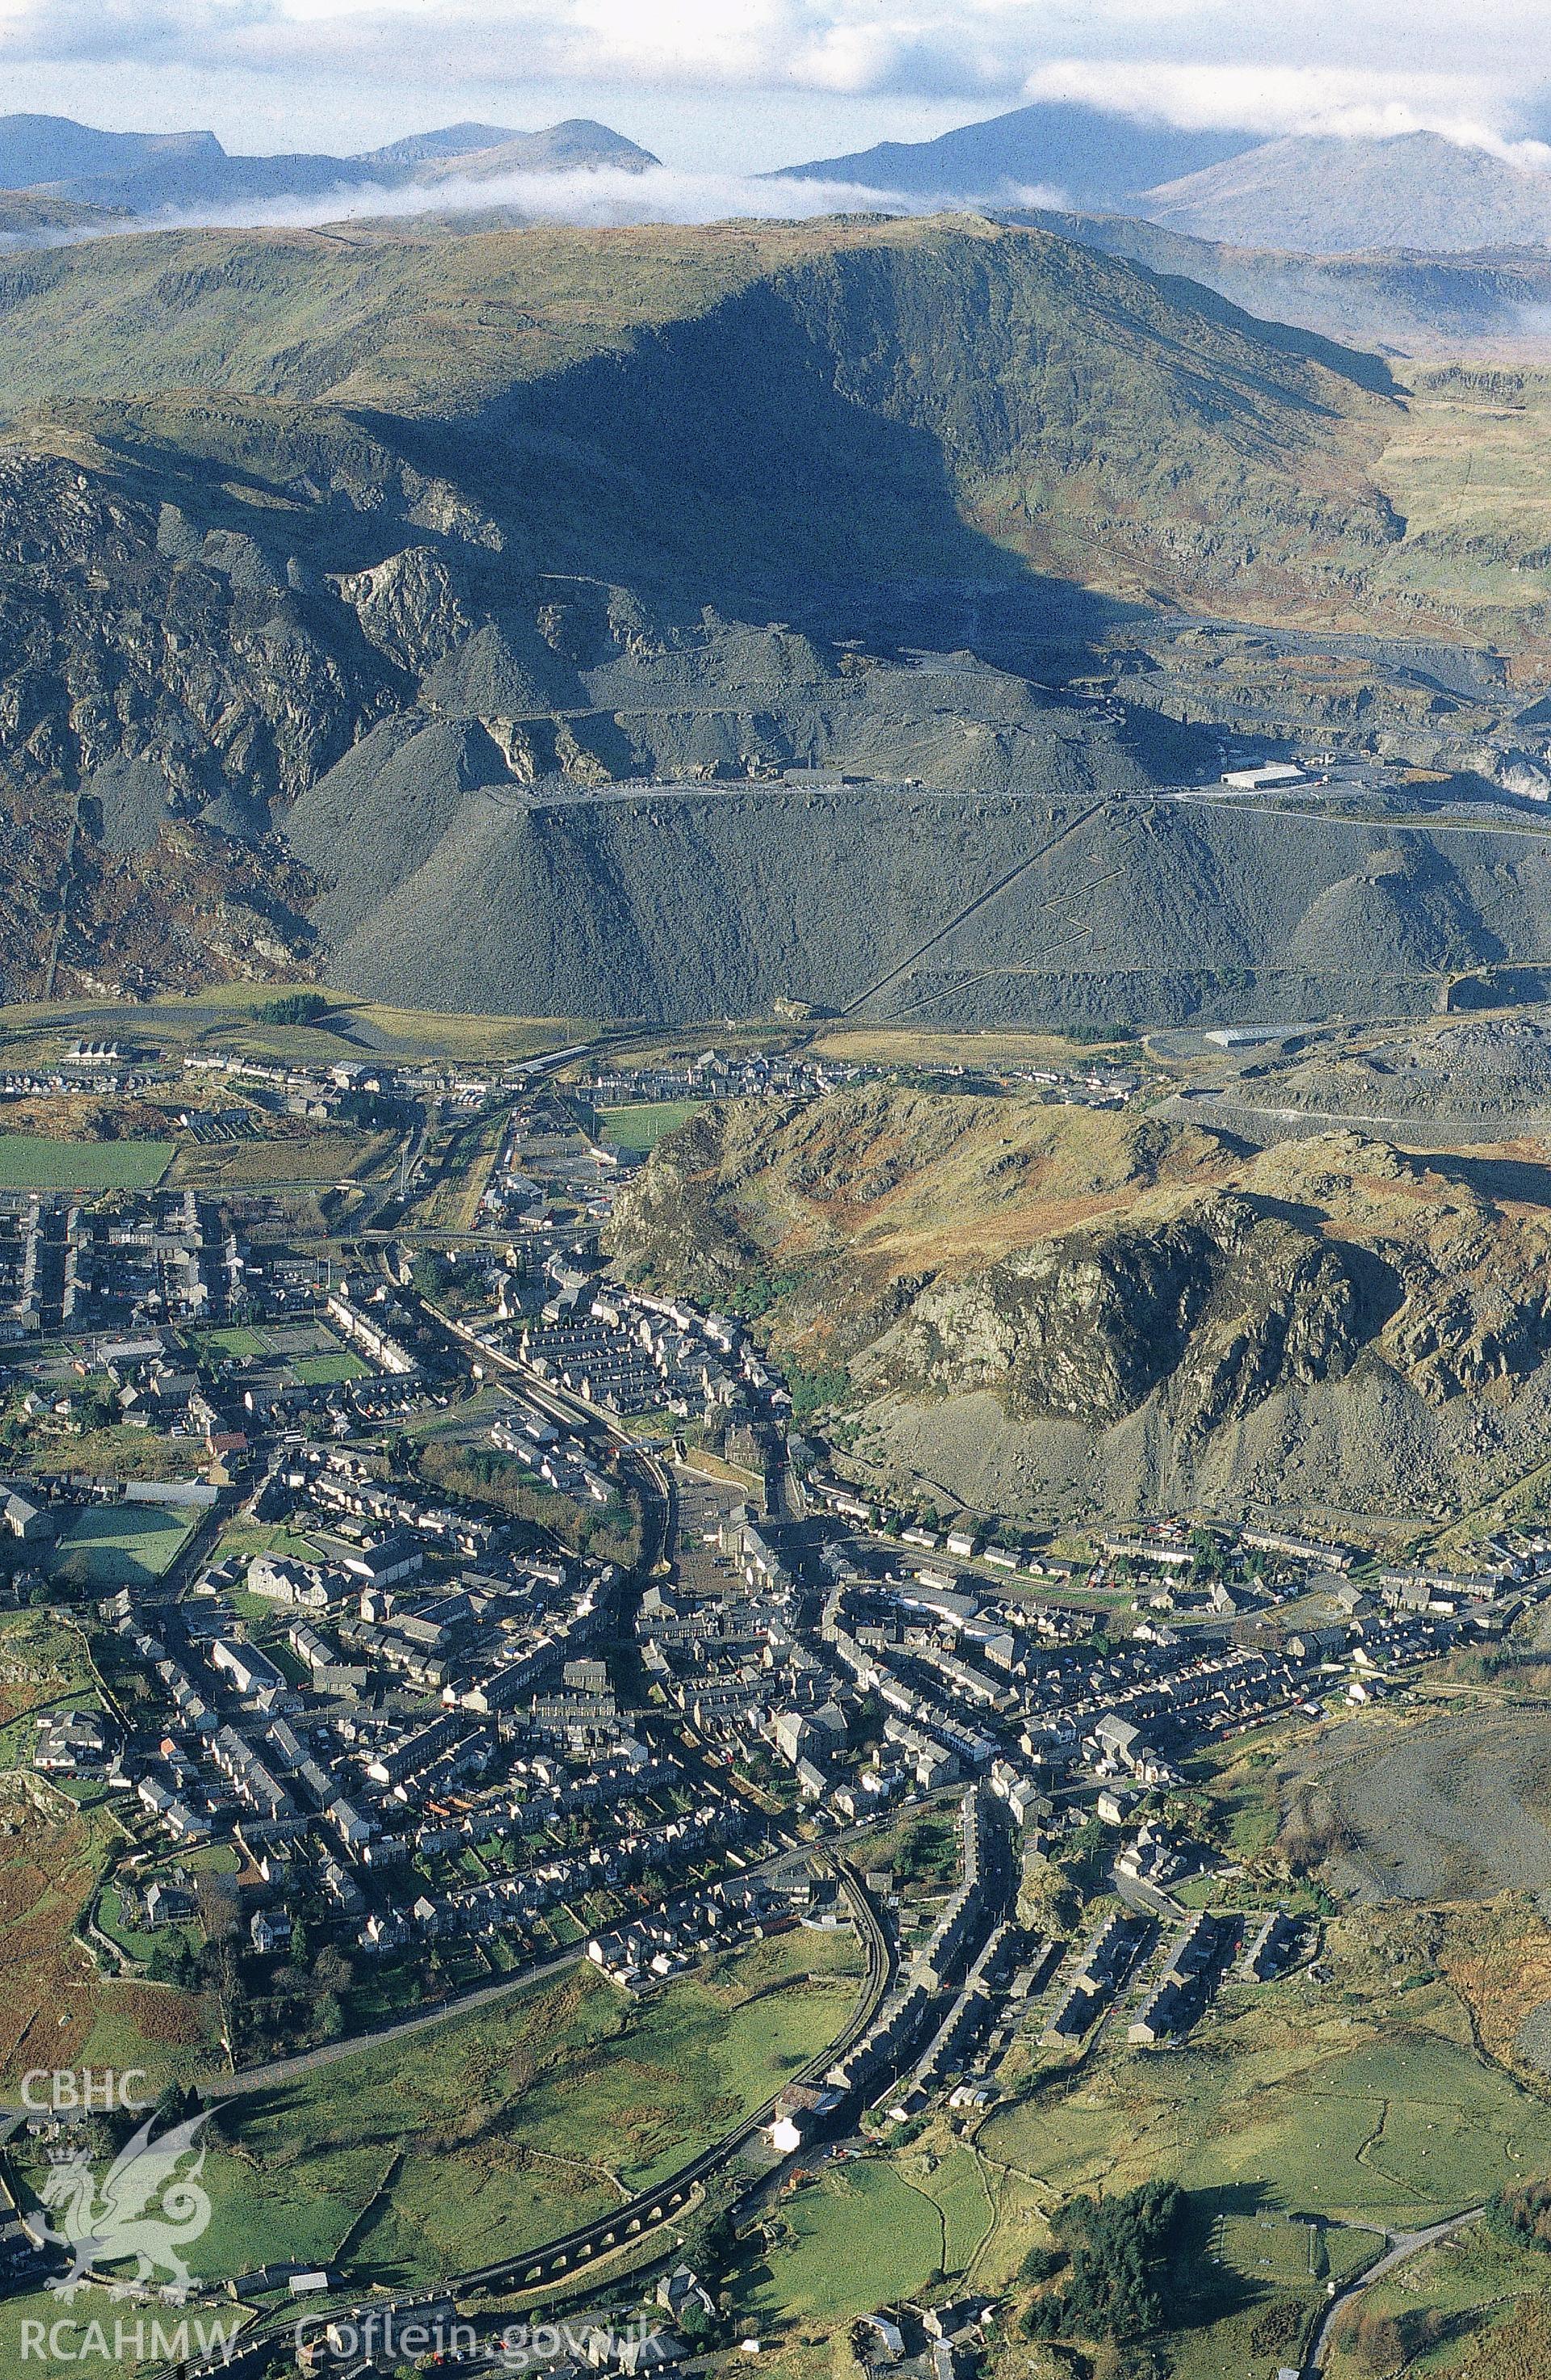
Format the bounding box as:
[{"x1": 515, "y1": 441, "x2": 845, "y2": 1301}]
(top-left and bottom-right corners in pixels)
[
  {"x1": 356, "y1": 122, "x2": 520, "y2": 170},
  {"x1": 771, "y1": 99, "x2": 1263, "y2": 208},
  {"x1": 1138, "y1": 128, "x2": 1551, "y2": 254},
  {"x1": 0, "y1": 111, "x2": 657, "y2": 219},
  {"x1": 0, "y1": 113, "x2": 225, "y2": 191},
  {"x1": 411, "y1": 120, "x2": 661, "y2": 182}
]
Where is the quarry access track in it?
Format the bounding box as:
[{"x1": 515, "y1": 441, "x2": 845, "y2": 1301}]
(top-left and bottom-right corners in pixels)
[
  {"x1": 1309, "y1": 2206, "x2": 1485, "y2": 2369},
  {"x1": 839, "y1": 797, "x2": 1118, "y2": 1015},
  {"x1": 1158, "y1": 1091, "x2": 1551, "y2": 1148}
]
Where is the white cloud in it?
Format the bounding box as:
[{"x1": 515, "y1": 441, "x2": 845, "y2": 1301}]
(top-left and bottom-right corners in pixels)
[
  {"x1": 0, "y1": 0, "x2": 1549, "y2": 162},
  {"x1": 0, "y1": 0, "x2": 1525, "y2": 111},
  {"x1": 1012, "y1": 57, "x2": 1551, "y2": 160},
  {"x1": 1016, "y1": 58, "x2": 1504, "y2": 136},
  {"x1": 97, "y1": 159, "x2": 920, "y2": 232}
]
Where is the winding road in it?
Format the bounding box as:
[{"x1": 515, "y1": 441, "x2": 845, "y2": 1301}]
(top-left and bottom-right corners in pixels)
[{"x1": 1306, "y1": 2205, "x2": 1484, "y2": 2371}]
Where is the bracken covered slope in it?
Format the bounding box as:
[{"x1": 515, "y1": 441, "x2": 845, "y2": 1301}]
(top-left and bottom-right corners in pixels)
[{"x1": 607, "y1": 1087, "x2": 1551, "y2": 1528}]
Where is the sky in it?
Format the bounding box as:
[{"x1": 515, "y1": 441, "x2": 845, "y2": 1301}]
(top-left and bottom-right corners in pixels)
[{"x1": 0, "y1": 0, "x2": 1549, "y2": 171}]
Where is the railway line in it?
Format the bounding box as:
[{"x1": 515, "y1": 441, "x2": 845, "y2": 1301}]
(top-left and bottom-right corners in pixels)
[
  {"x1": 451, "y1": 1855, "x2": 894, "y2": 2295},
  {"x1": 403, "y1": 1280, "x2": 675, "y2": 1577},
  {"x1": 177, "y1": 1862, "x2": 895, "y2": 2378}
]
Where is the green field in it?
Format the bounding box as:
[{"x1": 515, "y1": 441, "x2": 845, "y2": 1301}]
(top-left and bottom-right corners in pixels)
[
  {"x1": 41, "y1": 1934, "x2": 866, "y2": 2291},
  {"x1": 291, "y1": 1348, "x2": 371, "y2": 1386},
  {"x1": 166, "y1": 1128, "x2": 394, "y2": 1189},
  {"x1": 0, "y1": 1133, "x2": 172, "y2": 1189},
  {"x1": 50, "y1": 1503, "x2": 195, "y2": 1587},
  {"x1": 23, "y1": 1423, "x2": 210, "y2": 1486},
  {"x1": 0, "y1": 990, "x2": 594, "y2": 1068},
  {"x1": 986, "y1": 2005, "x2": 1551, "y2": 2234},
  {"x1": 735, "y1": 2128, "x2": 996, "y2": 2325},
  {"x1": 599, "y1": 1101, "x2": 704, "y2": 1154},
  {"x1": 1171, "y1": 2029, "x2": 1551, "y2": 2224},
  {"x1": 192, "y1": 1325, "x2": 268, "y2": 1359},
  {"x1": 95, "y1": 1880, "x2": 198, "y2": 1968},
  {"x1": 0, "y1": 2298, "x2": 248, "y2": 2380},
  {"x1": 738, "y1": 2161, "x2": 947, "y2": 2319},
  {"x1": 211, "y1": 1517, "x2": 322, "y2": 1566},
  {"x1": 968, "y1": 1936, "x2": 1551, "y2": 2378}
]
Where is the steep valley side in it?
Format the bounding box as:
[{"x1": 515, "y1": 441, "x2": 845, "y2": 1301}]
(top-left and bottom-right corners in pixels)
[{"x1": 0, "y1": 209, "x2": 1548, "y2": 1007}]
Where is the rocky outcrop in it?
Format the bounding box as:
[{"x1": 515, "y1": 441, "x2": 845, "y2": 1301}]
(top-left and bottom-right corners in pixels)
[
  {"x1": 608, "y1": 1091, "x2": 1551, "y2": 1524},
  {"x1": 333, "y1": 545, "x2": 473, "y2": 675},
  {"x1": 606, "y1": 1108, "x2": 761, "y2": 1305},
  {"x1": 860, "y1": 1193, "x2": 1360, "y2": 1437}
]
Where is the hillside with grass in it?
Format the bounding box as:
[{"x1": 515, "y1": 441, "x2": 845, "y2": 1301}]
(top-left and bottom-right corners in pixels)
[{"x1": 0, "y1": 212, "x2": 1401, "y2": 604}]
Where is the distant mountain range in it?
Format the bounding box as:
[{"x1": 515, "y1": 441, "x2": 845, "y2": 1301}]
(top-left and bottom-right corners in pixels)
[
  {"x1": 15, "y1": 104, "x2": 1551, "y2": 269},
  {"x1": 781, "y1": 114, "x2": 1551, "y2": 259},
  {"x1": 0, "y1": 113, "x2": 658, "y2": 223},
  {"x1": 771, "y1": 99, "x2": 1263, "y2": 209},
  {"x1": 1137, "y1": 131, "x2": 1551, "y2": 253}
]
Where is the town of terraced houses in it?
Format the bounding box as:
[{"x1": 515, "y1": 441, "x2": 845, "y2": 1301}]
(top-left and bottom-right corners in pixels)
[{"x1": 0, "y1": 1019, "x2": 1533, "y2": 2377}]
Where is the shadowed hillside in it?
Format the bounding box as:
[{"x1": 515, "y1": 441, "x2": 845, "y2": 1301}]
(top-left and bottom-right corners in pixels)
[
  {"x1": 0, "y1": 207, "x2": 1547, "y2": 1007},
  {"x1": 0, "y1": 214, "x2": 1398, "y2": 615}
]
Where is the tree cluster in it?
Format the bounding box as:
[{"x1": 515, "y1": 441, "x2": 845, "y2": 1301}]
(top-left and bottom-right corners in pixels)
[
  {"x1": 1486, "y1": 2176, "x2": 1551, "y2": 2252},
  {"x1": 253, "y1": 991, "x2": 330, "y2": 1024},
  {"x1": 1023, "y1": 2181, "x2": 1188, "y2": 2342}
]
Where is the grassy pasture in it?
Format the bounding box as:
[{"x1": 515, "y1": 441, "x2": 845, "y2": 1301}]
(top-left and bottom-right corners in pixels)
[
  {"x1": 192, "y1": 1324, "x2": 267, "y2": 1358},
  {"x1": 124, "y1": 1936, "x2": 864, "y2": 2290},
  {"x1": 0, "y1": 1133, "x2": 171, "y2": 1189},
  {"x1": 0, "y1": 989, "x2": 598, "y2": 1068},
  {"x1": 291, "y1": 1348, "x2": 370, "y2": 1386},
  {"x1": 960, "y1": 1903, "x2": 1551, "y2": 2378},
  {"x1": 987, "y1": 1996, "x2": 1551, "y2": 2234},
  {"x1": 737, "y1": 2160, "x2": 946, "y2": 2320},
  {"x1": 597, "y1": 1100, "x2": 705, "y2": 1154},
  {"x1": 166, "y1": 1128, "x2": 396, "y2": 1188},
  {"x1": 49, "y1": 1503, "x2": 193, "y2": 1587},
  {"x1": 808, "y1": 1027, "x2": 1136, "y2": 1068}
]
